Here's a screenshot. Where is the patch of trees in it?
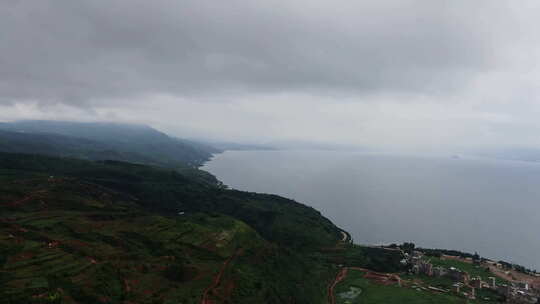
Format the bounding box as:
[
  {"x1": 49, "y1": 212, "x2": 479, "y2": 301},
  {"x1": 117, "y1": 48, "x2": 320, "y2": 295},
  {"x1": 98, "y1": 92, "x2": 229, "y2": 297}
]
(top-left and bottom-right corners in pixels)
[
  {"x1": 417, "y1": 247, "x2": 476, "y2": 259},
  {"x1": 363, "y1": 247, "x2": 404, "y2": 273},
  {"x1": 400, "y1": 242, "x2": 416, "y2": 254},
  {"x1": 498, "y1": 260, "x2": 537, "y2": 275}
]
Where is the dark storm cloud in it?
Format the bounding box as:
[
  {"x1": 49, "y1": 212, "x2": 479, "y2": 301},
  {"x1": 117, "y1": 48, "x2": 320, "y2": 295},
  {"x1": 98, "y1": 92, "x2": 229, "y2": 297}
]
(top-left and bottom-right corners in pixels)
[{"x1": 0, "y1": 0, "x2": 504, "y2": 105}]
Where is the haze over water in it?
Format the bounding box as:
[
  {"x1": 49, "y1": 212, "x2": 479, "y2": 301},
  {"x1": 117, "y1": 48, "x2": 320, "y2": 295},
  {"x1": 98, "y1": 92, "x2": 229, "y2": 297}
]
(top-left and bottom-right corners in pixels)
[{"x1": 204, "y1": 150, "x2": 540, "y2": 270}]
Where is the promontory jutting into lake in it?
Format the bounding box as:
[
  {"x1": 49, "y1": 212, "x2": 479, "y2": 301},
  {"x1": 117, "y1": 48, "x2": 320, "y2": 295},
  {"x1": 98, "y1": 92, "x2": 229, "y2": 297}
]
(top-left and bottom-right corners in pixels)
[{"x1": 204, "y1": 150, "x2": 540, "y2": 270}]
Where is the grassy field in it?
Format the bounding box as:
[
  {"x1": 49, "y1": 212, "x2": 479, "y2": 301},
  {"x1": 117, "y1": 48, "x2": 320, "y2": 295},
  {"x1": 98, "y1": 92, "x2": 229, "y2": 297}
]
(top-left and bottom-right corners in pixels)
[
  {"x1": 401, "y1": 272, "x2": 455, "y2": 289},
  {"x1": 335, "y1": 270, "x2": 472, "y2": 304},
  {"x1": 427, "y1": 256, "x2": 507, "y2": 284}
]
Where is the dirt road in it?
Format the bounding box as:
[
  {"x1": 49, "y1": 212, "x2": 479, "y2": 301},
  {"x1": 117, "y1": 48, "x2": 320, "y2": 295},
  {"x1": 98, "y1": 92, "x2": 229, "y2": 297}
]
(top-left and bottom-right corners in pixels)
[
  {"x1": 201, "y1": 249, "x2": 241, "y2": 304},
  {"x1": 328, "y1": 268, "x2": 348, "y2": 304}
]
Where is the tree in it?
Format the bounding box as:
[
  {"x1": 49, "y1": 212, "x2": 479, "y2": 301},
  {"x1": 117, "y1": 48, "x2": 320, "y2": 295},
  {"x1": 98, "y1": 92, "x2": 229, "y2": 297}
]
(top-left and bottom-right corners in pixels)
[
  {"x1": 401, "y1": 242, "x2": 416, "y2": 254},
  {"x1": 473, "y1": 252, "x2": 480, "y2": 265}
]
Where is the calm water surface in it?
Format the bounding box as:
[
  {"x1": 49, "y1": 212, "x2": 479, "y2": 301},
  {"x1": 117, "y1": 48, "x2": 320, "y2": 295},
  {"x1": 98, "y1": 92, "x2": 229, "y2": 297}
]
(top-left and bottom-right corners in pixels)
[{"x1": 203, "y1": 150, "x2": 540, "y2": 269}]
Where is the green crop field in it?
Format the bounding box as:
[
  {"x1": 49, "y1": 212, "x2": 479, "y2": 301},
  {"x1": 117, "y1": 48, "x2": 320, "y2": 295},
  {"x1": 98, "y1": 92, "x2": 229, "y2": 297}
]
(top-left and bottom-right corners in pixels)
[{"x1": 335, "y1": 270, "x2": 472, "y2": 304}]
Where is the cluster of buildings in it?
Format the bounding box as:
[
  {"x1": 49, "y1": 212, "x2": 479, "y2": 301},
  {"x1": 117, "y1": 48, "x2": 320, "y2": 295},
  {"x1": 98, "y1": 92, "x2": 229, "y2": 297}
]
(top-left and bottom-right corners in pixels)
[
  {"x1": 407, "y1": 252, "x2": 470, "y2": 283},
  {"x1": 496, "y1": 283, "x2": 538, "y2": 304},
  {"x1": 404, "y1": 251, "x2": 539, "y2": 303}
]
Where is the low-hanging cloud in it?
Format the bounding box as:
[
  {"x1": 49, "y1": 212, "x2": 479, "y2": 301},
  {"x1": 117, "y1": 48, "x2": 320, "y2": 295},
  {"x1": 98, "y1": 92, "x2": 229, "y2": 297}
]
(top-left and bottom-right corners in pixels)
[
  {"x1": 0, "y1": 0, "x2": 510, "y2": 105},
  {"x1": 2, "y1": 0, "x2": 540, "y2": 150}
]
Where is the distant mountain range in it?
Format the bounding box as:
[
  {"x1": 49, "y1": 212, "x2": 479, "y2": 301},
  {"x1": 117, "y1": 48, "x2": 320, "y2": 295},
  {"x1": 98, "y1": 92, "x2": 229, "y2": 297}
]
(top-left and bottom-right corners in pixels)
[{"x1": 0, "y1": 120, "x2": 220, "y2": 168}]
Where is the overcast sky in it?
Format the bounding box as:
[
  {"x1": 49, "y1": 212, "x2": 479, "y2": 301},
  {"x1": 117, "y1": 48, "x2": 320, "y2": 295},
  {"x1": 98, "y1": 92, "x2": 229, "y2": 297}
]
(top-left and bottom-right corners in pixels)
[{"x1": 2, "y1": 0, "x2": 540, "y2": 151}]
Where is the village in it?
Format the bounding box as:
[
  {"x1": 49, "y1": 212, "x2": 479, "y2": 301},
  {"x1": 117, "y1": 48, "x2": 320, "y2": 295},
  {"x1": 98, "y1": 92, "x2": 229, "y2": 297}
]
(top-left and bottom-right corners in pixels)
[{"x1": 406, "y1": 250, "x2": 540, "y2": 304}]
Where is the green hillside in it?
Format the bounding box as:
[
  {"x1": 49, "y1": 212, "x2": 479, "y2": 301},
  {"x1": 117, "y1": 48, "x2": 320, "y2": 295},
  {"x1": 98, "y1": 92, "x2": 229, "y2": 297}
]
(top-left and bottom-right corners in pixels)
[
  {"x1": 0, "y1": 153, "x2": 340, "y2": 249},
  {"x1": 0, "y1": 153, "x2": 346, "y2": 303}
]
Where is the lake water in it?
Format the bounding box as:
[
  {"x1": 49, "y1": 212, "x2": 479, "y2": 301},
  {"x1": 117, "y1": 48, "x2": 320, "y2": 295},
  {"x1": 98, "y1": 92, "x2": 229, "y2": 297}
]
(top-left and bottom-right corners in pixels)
[{"x1": 203, "y1": 150, "x2": 540, "y2": 270}]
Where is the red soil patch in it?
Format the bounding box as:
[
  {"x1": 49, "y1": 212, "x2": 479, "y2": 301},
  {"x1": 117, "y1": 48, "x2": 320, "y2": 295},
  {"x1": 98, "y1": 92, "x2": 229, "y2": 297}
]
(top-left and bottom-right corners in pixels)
[
  {"x1": 363, "y1": 272, "x2": 397, "y2": 286},
  {"x1": 442, "y1": 255, "x2": 472, "y2": 262},
  {"x1": 66, "y1": 239, "x2": 91, "y2": 248},
  {"x1": 348, "y1": 267, "x2": 401, "y2": 286},
  {"x1": 11, "y1": 252, "x2": 36, "y2": 262},
  {"x1": 2, "y1": 190, "x2": 48, "y2": 207},
  {"x1": 201, "y1": 249, "x2": 242, "y2": 304}
]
